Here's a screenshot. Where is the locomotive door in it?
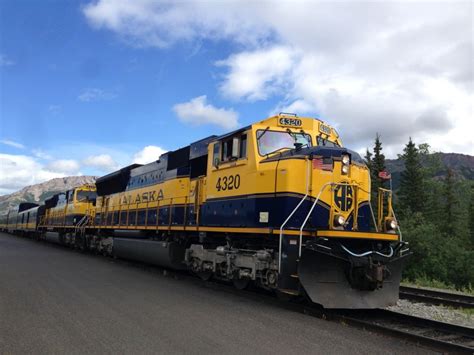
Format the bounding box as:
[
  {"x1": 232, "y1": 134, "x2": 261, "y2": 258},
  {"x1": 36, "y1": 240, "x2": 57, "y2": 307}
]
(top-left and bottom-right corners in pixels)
[
  {"x1": 210, "y1": 134, "x2": 247, "y2": 192},
  {"x1": 192, "y1": 177, "x2": 205, "y2": 226},
  {"x1": 102, "y1": 197, "x2": 110, "y2": 226},
  {"x1": 207, "y1": 133, "x2": 248, "y2": 228}
]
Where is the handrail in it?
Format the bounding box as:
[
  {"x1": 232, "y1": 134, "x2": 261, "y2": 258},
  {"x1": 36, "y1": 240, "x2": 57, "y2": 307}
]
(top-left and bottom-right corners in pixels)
[
  {"x1": 183, "y1": 196, "x2": 188, "y2": 229},
  {"x1": 168, "y1": 198, "x2": 173, "y2": 230},
  {"x1": 367, "y1": 171, "x2": 379, "y2": 232},
  {"x1": 340, "y1": 244, "x2": 394, "y2": 258},
  {"x1": 298, "y1": 182, "x2": 333, "y2": 257},
  {"x1": 378, "y1": 187, "x2": 402, "y2": 240},
  {"x1": 74, "y1": 213, "x2": 90, "y2": 236},
  {"x1": 145, "y1": 199, "x2": 149, "y2": 227},
  {"x1": 392, "y1": 208, "x2": 403, "y2": 241},
  {"x1": 278, "y1": 158, "x2": 310, "y2": 273}
]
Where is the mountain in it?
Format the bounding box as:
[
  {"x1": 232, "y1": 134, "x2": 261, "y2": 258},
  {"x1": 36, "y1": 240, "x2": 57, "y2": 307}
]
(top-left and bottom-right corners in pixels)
[
  {"x1": 0, "y1": 176, "x2": 97, "y2": 214},
  {"x1": 385, "y1": 152, "x2": 473, "y2": 189}
]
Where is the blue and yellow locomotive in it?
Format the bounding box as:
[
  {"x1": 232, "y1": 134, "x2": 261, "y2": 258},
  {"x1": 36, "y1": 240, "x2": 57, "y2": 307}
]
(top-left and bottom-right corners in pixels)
[{"x1": 3, "y1": 114, "x2": 408, "y2": 308}]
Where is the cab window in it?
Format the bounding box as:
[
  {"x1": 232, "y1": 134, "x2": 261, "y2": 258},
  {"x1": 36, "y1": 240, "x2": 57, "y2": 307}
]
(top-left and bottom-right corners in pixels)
[
  {"x1": 257, "y1": 130, "x2": 311, "y2": 156},
  {"x1": 213, "y1": 134, "x2": 247, "y2": 166},
  {"x1": 317, "y1": 136, "x2": 340, "y2": 147},
  {"x1": 76, "y1": 190, "x2": 97, "y2": 202}
]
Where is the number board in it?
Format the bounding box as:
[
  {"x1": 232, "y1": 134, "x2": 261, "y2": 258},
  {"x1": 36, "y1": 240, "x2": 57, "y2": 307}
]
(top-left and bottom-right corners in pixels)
[
  {"x1": 216, "y1": 174, "x2": 241, "y2": 192},
  {"x1": 278, "y1": 117, "x2": 302, "y2": 127},
  {"x1": 319, "y1": 123, "x2": 332, "y2": 135}
]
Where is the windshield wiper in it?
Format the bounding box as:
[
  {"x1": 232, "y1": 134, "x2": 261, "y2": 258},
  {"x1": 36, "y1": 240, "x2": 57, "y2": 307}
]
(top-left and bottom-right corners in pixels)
[
  {"x1": 257, "y1": 126, "x2": 270, "y2": 141},
  {"x1": 286, "y1": 128, "x2": 296, "y2": 140}
]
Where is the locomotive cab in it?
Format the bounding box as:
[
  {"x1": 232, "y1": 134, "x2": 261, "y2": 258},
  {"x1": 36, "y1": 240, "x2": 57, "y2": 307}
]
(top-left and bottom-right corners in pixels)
[{"x1": 43, "y1": 184, "x2": 96, "y2": 227}]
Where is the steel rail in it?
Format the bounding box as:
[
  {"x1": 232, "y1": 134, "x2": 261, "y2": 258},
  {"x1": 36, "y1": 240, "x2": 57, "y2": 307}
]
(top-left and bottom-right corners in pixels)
[
  {"x1": 399, "y1": 285, "x2": 474, "y2": 309},
  {"x1": 323, "y1": 308, "x2": 474, "y2": 354}
]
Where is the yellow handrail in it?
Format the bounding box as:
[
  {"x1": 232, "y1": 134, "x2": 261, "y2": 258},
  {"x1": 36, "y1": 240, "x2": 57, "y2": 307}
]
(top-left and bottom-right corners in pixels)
[{"x1": 377, "y1": 188, "x2": 395, "y2": 232}]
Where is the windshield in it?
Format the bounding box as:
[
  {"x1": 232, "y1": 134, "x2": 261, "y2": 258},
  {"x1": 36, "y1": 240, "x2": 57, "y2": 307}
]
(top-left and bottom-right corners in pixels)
[
  {"x1": 316, "y1": 136, "x2": 340, "y2": 147},
  {"x1": 76, "y1": 190, "x2": 97, "y2": 202},
  {"x1": 257, "y1": 130, "x2": 312, "y2": 156}
]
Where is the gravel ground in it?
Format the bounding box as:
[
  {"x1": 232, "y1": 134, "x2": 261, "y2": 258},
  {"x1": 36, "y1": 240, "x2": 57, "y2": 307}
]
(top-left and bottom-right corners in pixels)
[
  {"x1": 0, "y1": 233, "x2": 431, "y2": 354},
  {"x1": 387, "y1": 299, "x2": 474, "y2": 328}
]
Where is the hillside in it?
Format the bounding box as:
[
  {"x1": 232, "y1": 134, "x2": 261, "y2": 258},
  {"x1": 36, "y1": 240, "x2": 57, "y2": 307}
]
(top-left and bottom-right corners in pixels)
[
  {"x1": 385, "y1": 152, "x2": 474, "y2": 189},
  {"x1": 0, "y1": 176, "x2": 97, "y2": 214}
]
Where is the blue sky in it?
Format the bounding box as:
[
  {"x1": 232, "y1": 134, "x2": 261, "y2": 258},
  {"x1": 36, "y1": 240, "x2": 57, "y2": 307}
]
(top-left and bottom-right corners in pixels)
[
  {"x1": 0, "y1": 1, "x2": 251, "y2": 149},
  {"x1": 0, "y1": 0, "x2": 472, "y2": 194}
]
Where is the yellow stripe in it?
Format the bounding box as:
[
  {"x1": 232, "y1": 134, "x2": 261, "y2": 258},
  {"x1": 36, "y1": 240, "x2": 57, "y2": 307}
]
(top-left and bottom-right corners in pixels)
[
  {"x1": 317, "y1": 230, "x2": 399, "y2": 241},
  {"x1": 93, "y1": 224, "x2": 314, "y2": 236},
  {"x1": 37, "y1": 224, "x2": 397, "y2": 241}
]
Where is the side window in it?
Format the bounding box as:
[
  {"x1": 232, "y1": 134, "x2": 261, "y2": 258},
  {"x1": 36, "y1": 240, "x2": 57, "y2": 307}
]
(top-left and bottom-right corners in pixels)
[
  {"x1": 69, "y1": 191, "x2": 75, "y2": 203},
  {"x1": 219, "y1": 134, "x2": 247, "y2": 163},
  {"x1": 221, "y1": 139, "x2": 233, "y2": 161},
  {"x1": 240, "y1": 134, "x2": 247, "y2": 158},
  {"x1": 213, "y1": 143, "x2": 220, "y2": 167}
]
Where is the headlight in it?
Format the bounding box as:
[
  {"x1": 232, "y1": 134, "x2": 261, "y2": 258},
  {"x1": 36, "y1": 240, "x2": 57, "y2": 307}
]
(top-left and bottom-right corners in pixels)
[
  {"x1": 386, "y1": 219, "x2": 397, "y2": 230},
  {"x1": 341, "y1": 165, "x2": 350, "y2": 174},
  {"x1": 342, "y1": 154, "x2": 350, "y2": 165},
  {"x1": 334, "y1": 214, "x2": 345, "y2": 226}
]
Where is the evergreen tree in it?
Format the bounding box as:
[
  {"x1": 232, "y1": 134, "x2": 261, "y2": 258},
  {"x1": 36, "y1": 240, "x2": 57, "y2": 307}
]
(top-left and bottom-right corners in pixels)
[
  {"x1": 398, "y1": 137, "x2": 425, "y2": 215},
  {"x1": 416, "y1": 144, "x2": 444, "y2": 226},
  {"x1": 364, "y1": 148, "x2": 372, "y2": 170},
  {"x1": 370, "y1": 134, "x2": 386, "y2": 211},
  {"x1": 443, "y1": 168, "x2": 456, "y2": 235},
  {"x1": 469, "y1": 185, "x2": 474, "y2": 247},
  {"x1": 372, "y1": 133, "x2": 386, "y2": 182}
]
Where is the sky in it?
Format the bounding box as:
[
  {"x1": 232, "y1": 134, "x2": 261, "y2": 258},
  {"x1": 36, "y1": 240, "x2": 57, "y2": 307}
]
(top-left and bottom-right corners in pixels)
[{"x1": 0, "y1": 0, "x2": 472, "y2": 195}]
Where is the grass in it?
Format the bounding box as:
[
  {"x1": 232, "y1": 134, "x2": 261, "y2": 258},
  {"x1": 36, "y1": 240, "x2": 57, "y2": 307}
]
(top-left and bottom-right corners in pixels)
[
  {"x1": 402, "y1": 276, "x2": 474, "y2": 295},
  {"x1": 457, "y1": 308, "x2": 474, "y2": 316}
]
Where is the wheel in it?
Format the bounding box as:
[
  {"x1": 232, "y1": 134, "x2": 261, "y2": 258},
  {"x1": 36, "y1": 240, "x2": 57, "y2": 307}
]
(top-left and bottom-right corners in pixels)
[
  {"x1": 197, "y1": 271, "x2": 212, "y2": 281},
  {"x1": 233, "y1": 278, "x2": 250, "y2": 290}
]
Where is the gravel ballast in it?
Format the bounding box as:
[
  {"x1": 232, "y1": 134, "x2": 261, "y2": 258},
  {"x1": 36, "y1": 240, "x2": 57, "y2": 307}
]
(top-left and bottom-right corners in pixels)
[{"x1": 388, "y1": 299, "x2": 474, "y2": 328}]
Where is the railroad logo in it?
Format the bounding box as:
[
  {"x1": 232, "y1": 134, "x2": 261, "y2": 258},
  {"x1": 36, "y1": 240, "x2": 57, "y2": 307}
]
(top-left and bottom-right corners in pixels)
[
  {"x1": 334, "y1": 185, "x2": 353, "y2": 212},
  {"x1": 120, "y1": 189, "x2": 164, "y2": 205}
]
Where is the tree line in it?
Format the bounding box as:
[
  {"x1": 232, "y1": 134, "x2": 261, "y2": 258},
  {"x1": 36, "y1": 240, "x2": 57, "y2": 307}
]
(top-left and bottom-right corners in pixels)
[{"x1": 365, "y1": 135, "x2": 474, "y2": 290}]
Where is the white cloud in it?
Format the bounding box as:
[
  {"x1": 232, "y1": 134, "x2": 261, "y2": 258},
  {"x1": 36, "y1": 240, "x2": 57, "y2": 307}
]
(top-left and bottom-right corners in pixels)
[
  {"x1": 82, "y1": 0, "x2": 269, "y2": 48},
  {"x1": 0, "y1": 154, "x2": 70, "y2": 195},
  {"x1": 32, "y1": 149, "x2": 53, "y2": 160},
  {"x1": 173, "y1": 95, "x2": 239, "y2": 130},
  {"x1": 0, "y1": 54, "x2": 15, "y2": 67},
  {"x1": 217, "y1": 46, "x2": 297, "y2": 101},
  {"x1": 48, "y1": 105, "x2": 62, "y2": 115},
  {"x1": 0, "y1": 140, "x2": 25, "y2": 149},
  {"x1": 78, "y1": 88, "x2": 116, "y2": 102},
  {"x1": 274, "y1": 99, "x2": 316, "y2": 116},
  {"x1": 46, "y1": 159, "x2": 81, "y2": 174},
  {"x1": 83, "y1": 1, "x2": 473, "y2": 156},
  {"x1": 0, "y1": 145, "x2": 172, "y2": 195},
  {"x1": 82, "y1": 154, "x2": 118, "y2": 172},
  {"x1": 132, "y1": 145, "x2": 167, "y2": 165}
]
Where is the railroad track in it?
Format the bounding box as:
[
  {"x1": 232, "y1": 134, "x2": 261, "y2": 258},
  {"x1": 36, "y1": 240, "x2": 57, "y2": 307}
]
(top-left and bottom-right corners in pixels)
[
  {"x1": 400, "y1": 285, "x2": 474, "y2": 309},
  {"x1": 319, "y1": 309, "x2": 474, "y2": 353},
  {"x1": 5, "y1": 234, "x2": 474, "y2": 353}
]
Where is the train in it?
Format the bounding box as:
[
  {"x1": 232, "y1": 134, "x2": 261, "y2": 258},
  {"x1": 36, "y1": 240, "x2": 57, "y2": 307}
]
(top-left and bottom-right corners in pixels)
[{"x1": 0, "y1": 114, "x2": 409, "y2": 308}]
